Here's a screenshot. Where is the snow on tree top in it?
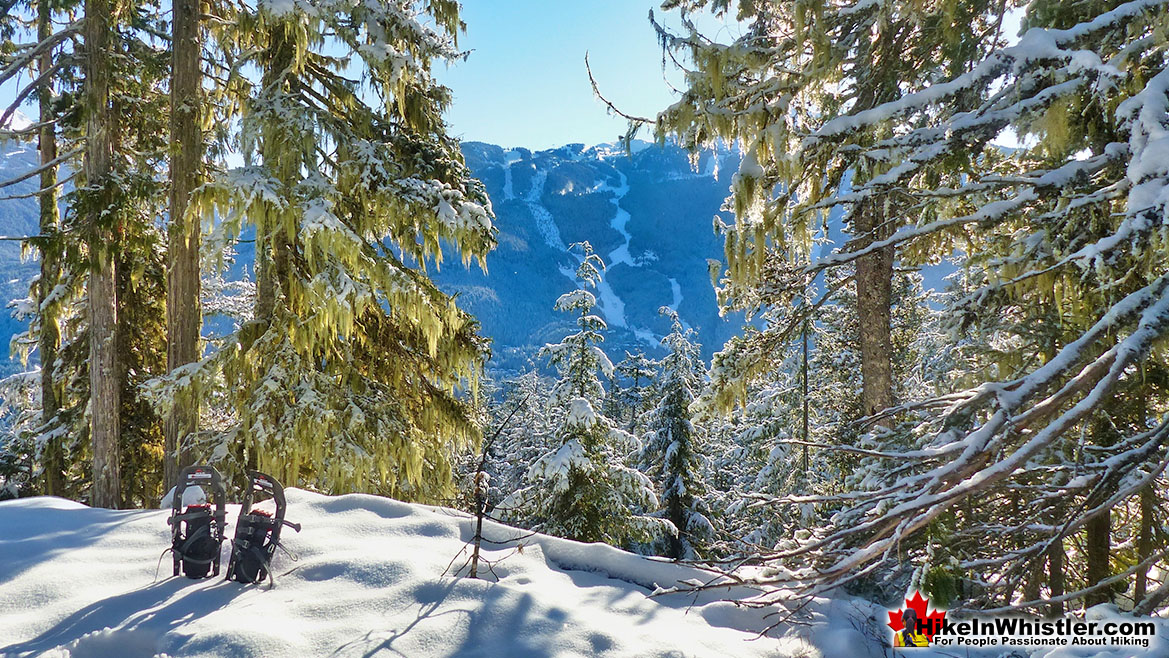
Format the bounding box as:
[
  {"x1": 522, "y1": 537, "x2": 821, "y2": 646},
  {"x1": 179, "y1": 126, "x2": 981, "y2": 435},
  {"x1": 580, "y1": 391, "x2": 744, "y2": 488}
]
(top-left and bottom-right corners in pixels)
[
  {"x1": 565, "y1": 397, "x2": 598, "y2": 428},
  {"x1": 554, "y1": 289, "x2": 597, "y2": 312}
]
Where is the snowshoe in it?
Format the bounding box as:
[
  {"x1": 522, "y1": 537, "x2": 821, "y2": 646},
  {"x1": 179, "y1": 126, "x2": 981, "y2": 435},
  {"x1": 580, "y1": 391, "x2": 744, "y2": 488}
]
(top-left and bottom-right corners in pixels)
[
  {"x1": 226, "y1": 471, "x2": 300, "y2": 585},
  {"x1": 167, "y1": 465, "x2": 227, "y2": 579}
]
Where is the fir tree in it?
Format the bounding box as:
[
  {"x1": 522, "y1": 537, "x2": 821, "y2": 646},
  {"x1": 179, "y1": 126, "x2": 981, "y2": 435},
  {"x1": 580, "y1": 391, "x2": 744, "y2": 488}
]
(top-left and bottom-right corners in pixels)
[
  {"x1": 480, "y1": 369, "x2": 558, "y2": 505},
  {"x1": 610, "y1": 349, "x2": 657, "y2": 434},
  {"x1": 640, "y1": 308, "x2": 712, "y2": 559},
  {"x1": 149, "y1": 0, "x2": 497, "y2": 501},
  {"x1": 629, "y1": 0, "x2": 1005, "y2": 428},
  {"x1": 1, "y1": 0, "x2": 170, "y2": 507},
  {"x1": 639, "y1": 0, "x2": 1169, "y2": 611},
  {"x1": 503, "y1": 243, "x2": 668, "y2": 546}
]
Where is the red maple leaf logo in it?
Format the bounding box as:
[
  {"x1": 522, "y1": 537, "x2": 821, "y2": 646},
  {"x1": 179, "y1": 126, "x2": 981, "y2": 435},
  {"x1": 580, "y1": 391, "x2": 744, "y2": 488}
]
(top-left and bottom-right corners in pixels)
[{"x1": 887, "y1": 591, "x2": 947, "y2": 641}]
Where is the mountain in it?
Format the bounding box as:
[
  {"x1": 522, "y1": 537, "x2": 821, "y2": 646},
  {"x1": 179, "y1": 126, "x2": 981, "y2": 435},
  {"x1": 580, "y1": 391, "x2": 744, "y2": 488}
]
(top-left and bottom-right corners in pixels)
[
  {"x1": 0, "y1": 138, "x2": 742, "y2": 375},
  {"x1": 0, "y1": 138, "x2": 48, "y2": 376},
  {"x1": 435, "y1": 141, "x2": 743, "y2": 372}
]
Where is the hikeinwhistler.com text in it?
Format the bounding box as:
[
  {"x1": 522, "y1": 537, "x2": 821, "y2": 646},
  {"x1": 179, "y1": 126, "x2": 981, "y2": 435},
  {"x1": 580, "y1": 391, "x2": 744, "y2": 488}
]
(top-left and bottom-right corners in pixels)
[{"x1": 925, "y1": 617, "x2": 1156, "y2": 649}]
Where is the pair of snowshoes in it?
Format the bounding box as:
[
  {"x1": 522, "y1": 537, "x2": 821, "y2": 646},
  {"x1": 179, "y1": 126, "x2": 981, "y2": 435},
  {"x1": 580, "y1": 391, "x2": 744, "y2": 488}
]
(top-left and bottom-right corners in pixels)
[{"x1": 167, "y1": 466, "x2": 300, "y2": 585}]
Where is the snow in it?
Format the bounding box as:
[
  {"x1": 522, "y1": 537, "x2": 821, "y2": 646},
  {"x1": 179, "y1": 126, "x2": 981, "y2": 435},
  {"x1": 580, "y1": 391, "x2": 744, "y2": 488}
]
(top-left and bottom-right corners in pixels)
[
  {"x1": 0, "y1": 490, "x2": 885, "y2": 658},
  {"x1": 258, "y1": 0, "x2": 301, "y2": 16},
  {"x1": 565, "y1": 397, "x2": 598, "y2": 428},
  {"x1": 603, "y1": 172, "x2": 634, "y2": 269},
  {"x1": 553, "y1": 288, "x2": 597, "y2": 312},
  {"x1": 160, "y1": 485, "x2": 209, "y2": 509},
  {"x1": 1, "y1": 110, "x2": 33, "y2": 132},
  {"x1": 2, "y1": 493, "x2": 1167, "y2": 657},
  {"x1": 520, "y1": 169, "x2": 566, "y2": 251},
  {"x1": 668, "y1": 277, "x2": 683, "y2": 310},
  {"x1": 529, "y1": 440, "x2": 588, "y2": 485}
]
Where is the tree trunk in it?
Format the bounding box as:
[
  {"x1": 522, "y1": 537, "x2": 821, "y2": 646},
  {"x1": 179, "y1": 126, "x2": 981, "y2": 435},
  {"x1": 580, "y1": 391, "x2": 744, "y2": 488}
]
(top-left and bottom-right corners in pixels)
[
  {"x1": 37, "y1": 0, "x2": 64, "y2": 497},
  {"x1": 1022, "y1": 553, "x2": 1045, "y2": 604},
  {"x1": 85, "y1": 0, "x2": 121, "y2": 509},
  {"x1": 1048, "y1": 538, "x2": 1065, "y2": 617},
  {"x1": 1134, "y1": 484, "x2": 1154, "y2": 605},
  {"x1": 255, "y1": 23, "x2": 294, "y2": 325},
  {"x1": 1084, "y1": 510, "x2": 1111, "y2": 606},
  {"x1": 853, "y1": 199, "x2": 895, "y2": 421},
  {"x1": 164, "y1": 0, "x2": 203, "y2": 488}
]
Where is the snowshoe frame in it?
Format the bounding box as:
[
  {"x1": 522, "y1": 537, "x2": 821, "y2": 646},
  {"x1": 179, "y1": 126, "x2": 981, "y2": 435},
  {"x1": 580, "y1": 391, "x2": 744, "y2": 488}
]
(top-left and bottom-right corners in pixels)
[
  {"x1": 167, "y1": 464, "x2": 227, "y2": 579},
  {"x1": 225, "y1": 470, "x2": 300, "y2": 585}
]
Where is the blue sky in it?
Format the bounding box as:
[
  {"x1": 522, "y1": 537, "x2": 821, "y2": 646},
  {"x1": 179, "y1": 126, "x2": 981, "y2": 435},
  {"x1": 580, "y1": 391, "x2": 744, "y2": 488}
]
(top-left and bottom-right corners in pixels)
[
  {"x1": 437, "y1": 1, "x2": 739, "y2": 150},
  {"x1": 0, "y1": 3, "x2": 736, "y2": 151}
]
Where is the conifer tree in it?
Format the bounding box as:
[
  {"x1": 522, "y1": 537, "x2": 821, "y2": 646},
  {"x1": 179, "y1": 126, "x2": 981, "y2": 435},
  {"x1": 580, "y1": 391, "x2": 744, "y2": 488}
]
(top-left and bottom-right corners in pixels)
[
  {"x1": 82, "y1": 0, "x2": 121, "y2": 508},
  {"x1": 2, "y1": 0, "x2": 175, "y2": 507},
  {"x1": 640, "y1": 0, "x2": 1169, "y2": 610},
  {"x1": 640, "y1": 308, "x2": 712, "y2": 559},
  {"x1": 164, "y1": 0, "x2": 203, "y2": 487},
  {"x1": 503, "y1": 243, "x2": 668, "y2": 546},
  {"x1": 151, "y1": 0, "x2": 497, "y2": 500},
  {"x1": 637, "y1": 0, "x2": 1004, "y2": 423},
  {"x1": 479, "y1": 369, "x2": 557, "y2": 503},
  {"x1": 0, "y1": 0, "x2": 73, "y2": 496},
  {"x1": 611, "y1": 350, "x2": 657, "y2": 434}
]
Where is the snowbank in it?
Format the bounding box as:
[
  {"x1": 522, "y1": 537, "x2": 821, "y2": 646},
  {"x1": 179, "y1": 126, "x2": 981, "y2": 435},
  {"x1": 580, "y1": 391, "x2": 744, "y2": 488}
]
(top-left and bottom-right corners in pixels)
[
  {"x1": 0, "y1": 489, "x2": 866, "y2": 657},
  {"x1": 2, "y1": 490, "x2": 1164, "y2": 657}
]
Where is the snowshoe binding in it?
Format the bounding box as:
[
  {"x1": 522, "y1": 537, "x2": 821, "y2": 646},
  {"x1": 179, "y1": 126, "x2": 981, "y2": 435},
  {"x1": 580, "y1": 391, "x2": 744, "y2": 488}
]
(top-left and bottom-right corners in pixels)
[
  {"x1": 226, "y1": 471, "x2": 300, "y2": 585},
  {"x1": 167, "y1": 465, "x2": 227, "y2": 579}
]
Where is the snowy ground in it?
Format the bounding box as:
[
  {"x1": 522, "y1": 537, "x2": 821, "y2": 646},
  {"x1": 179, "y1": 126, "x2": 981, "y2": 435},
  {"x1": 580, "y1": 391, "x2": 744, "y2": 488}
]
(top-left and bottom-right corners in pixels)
[{"x1": 1, "y1": 490, "x2": 1165, "y2": 657}]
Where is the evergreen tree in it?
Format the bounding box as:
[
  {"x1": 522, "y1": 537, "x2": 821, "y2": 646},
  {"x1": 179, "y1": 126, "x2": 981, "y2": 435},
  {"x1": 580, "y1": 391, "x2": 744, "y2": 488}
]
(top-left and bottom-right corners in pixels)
[
  {"x1": 641, "y1": 0, "x2": 1169, "y2": 611},
  {"x1": 610, "y1": 349, "x2": 657, "y2": 434},
  {"x1": 635, "y1": 0, "x2": 1004, "y2": 427},
  {"x1": 482, "y1": 369, "x2": 558, "y2": 504},
  {"x1": 150, "y1": 0, "x2": 497, "y2": 500},
  {"x1": 1, "y1": 0, "x2": 169, "y2": 507},
  {"x1": 164, "y1": 0, "x2": 203, "y2": 486},
  {"x1": 640, "y1": 308, "x2": 712, "y2": 559},
  {"x1": 503, "y1": 243, "x2": 668, "y2": 546},
  {"x1": 0, "y1": 0, "x2": 71, "y2": 497}
]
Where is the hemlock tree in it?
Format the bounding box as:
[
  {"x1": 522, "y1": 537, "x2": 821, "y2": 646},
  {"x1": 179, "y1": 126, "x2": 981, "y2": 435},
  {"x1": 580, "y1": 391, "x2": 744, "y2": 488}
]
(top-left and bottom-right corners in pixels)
[
  {"x1": 0, "y1": 0, "x2": 170, "y2": 507},
  {"x1": 164, "y1": 0, "x2": 203, "y2": 487},
  {"x1": 639, "y1": 0, "x2": 1004, "y2": 424},
  {"x1": 503, "y1": 243, "x2": 669, "y2": 546},
  {"x1": 642, "y1": 0, "x2": 1169, "y2": 612},
  {"x1": 640, "y1": 308, "x2": 712, "y2": 559},
  {"x1": 151, "y1": 0, "x2": 497, "y2": 500}
]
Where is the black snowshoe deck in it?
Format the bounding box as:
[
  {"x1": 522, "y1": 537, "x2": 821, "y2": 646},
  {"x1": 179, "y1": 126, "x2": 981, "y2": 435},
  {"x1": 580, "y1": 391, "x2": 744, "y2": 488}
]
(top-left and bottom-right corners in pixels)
[
  {"x1": 226, "y1": 470, "x2": 300, "y2": 585},
  {"x1": 167, "y1": 465, "x2": 227, "y2": 579}
]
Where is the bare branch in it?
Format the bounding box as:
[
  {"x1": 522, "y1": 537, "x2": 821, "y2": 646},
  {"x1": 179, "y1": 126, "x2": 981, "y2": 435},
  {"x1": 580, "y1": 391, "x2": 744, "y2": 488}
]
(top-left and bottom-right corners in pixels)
[
  {"x1": 0, "y1": 149, "x2": 81, "y2": 189},
  {"x1": 0, "y1": 22, "x2": 81, "y2": 87}
]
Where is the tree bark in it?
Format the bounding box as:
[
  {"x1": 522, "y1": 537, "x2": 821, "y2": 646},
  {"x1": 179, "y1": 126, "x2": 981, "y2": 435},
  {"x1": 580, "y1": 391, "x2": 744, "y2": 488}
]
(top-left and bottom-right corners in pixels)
[
  {"x1": 254, "y1": 23, "x2": 294, "y2": 326},
  {"x1": 1084, "y1": 510, "x2": 1111, "y2": 606},
  {"x1": 164, "y1": 0, "x2": 203, "y2": 488},
  {"x1": 853, "y1": 199, "x2": 895, "y2": 421},
  {"x1": 85, "y1": 0, "x2": 121, "y2": 509},
  {"x1": 1047, "y1": 538, "x2": 1065, "y2": 617},
  {"x1": 1134, "y1": 484, "x2": 1154, "y2": 605},
  {"x1": 37, "y1": 0, "x2": 64, "y2": 497}
]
